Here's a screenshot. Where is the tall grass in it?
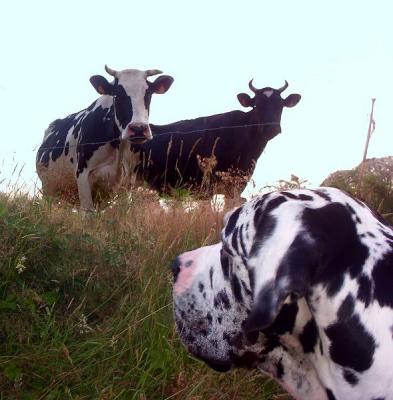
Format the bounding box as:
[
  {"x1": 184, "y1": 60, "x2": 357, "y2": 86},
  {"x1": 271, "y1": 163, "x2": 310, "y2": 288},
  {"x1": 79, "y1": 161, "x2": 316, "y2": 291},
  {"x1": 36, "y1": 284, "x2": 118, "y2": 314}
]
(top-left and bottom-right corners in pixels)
[
  {"x1": 322, "y1": 156, "x2": 393, "y2": 223},
  {"x1": 0, "y1": 190, "x2": 283, "y2": 400}
]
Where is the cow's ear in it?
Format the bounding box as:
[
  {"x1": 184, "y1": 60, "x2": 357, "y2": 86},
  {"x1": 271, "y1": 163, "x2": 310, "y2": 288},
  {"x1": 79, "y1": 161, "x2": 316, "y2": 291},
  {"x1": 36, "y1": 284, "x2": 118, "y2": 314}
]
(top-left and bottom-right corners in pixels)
[
  {"x1": 243, "y1": 232, "x2": 316, "y2": 333},
  {"x1": 283, "y1": 94, "x2": 301, "y2": 108},
  {"x1": 90, "y1": 75, "x2": 114, "y2": 95},
  {"x1": 237, "y1": 93, "x2": 254, "y2": 108},
  {"x1": 150, "y1": 75, "x2": 174, "y2": 94}
]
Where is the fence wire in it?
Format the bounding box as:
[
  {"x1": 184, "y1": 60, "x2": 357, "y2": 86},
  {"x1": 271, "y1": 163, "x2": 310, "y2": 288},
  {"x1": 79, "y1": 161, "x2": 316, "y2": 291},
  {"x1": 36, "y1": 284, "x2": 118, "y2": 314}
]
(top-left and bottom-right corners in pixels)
[{"x1": 1, "y1": 121, "x2": 280, "y2": 155}]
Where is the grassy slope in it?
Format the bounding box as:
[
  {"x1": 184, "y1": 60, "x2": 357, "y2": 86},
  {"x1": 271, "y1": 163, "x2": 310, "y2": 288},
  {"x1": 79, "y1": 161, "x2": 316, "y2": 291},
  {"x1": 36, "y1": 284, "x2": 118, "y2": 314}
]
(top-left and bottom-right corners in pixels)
[{"x1": 0, "y1": 192, "x2": 283, "y2": 400}]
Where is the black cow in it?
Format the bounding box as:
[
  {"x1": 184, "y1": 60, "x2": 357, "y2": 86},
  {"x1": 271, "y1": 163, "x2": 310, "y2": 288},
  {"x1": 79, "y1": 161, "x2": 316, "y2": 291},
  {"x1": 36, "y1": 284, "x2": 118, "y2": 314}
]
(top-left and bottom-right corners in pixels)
[
  {"x1": 132, "y1": 81, "x2": 301, "y2": 197},
  {"x1": 36, "y1": 65, "x2": 174, "y2": 211}
]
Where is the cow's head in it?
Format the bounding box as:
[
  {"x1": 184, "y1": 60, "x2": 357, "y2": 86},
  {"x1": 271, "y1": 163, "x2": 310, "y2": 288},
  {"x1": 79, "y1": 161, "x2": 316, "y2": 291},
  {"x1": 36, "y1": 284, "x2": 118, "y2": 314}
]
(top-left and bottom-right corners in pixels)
[
  {"x1": 90, "y1": 66, "x2": 174, "y2": 143},
  {"x1": 237, "y1": 81, "x2": 301, "y2": 141}
]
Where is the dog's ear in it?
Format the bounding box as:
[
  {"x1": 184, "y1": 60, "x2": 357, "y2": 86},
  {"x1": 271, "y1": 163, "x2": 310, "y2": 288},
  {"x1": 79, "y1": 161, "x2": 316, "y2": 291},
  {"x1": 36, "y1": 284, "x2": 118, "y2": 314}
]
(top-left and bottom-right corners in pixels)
[
  {"x1": 243, "y1": 201, "x2": 359, "y2": 333},
  {"x1": 243, "y1": 232, "x2": 317, "y2": 332}
]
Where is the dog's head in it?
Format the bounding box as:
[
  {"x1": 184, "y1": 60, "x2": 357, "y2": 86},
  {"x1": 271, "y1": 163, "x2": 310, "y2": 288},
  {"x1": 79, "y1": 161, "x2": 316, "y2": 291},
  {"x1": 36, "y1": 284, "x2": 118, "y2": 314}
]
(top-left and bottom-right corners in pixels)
[{"x1": 172, "y1": 187, "x2": 374, "y2": 371}]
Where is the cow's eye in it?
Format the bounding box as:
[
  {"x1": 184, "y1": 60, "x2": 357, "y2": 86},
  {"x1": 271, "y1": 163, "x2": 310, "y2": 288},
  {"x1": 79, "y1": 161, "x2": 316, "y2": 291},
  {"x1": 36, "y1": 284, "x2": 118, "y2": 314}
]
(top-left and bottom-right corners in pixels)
[{"x1": 113, "y1": 89, "x2": 127, "y2": 98}]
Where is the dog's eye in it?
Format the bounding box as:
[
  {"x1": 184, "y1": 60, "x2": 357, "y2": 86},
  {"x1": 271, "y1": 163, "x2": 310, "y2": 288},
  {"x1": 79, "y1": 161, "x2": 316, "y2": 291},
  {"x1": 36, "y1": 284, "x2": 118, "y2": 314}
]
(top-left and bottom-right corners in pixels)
[
  {"x1": 222, "y1": 245, "x2": 234, "y2": 257},
  {"x1": 220, "y1": 247, "x2": 232, "y2": 279}
]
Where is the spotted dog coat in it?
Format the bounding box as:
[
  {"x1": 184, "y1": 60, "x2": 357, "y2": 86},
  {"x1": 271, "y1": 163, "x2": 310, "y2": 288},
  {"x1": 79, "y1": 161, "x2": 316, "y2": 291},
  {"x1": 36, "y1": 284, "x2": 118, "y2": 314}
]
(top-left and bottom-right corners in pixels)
[{"x1": 172, "y1": 187, "x2": 393, "y2": 400}]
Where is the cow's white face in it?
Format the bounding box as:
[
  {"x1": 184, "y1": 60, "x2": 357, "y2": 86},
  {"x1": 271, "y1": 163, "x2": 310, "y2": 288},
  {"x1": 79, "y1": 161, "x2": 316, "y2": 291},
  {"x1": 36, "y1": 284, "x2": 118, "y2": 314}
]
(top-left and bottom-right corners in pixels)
[
  {"x1": 90, "y1": 67, "x2": 174, "y2": 143},
  {"x1": 115, "y1": 69, "x2": 151, "y2": 142}
]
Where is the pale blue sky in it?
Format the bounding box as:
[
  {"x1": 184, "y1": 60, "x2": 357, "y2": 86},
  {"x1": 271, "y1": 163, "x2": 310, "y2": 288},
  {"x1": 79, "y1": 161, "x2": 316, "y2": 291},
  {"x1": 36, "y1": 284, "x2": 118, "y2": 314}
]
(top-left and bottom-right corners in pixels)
[{"x1": 0, "y1": 0, "x2": 392, "y2": 196}]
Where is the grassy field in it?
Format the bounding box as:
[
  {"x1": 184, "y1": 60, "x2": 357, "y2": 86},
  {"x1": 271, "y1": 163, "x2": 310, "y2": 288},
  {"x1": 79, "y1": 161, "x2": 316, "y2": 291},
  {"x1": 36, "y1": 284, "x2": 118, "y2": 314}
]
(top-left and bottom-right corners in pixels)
[
  {"x1": 0, "y1": 190, "x2": 284, "y2": 400},
  {"x1": 1, "y1": 163, "x2": 391, "y2": 399}
]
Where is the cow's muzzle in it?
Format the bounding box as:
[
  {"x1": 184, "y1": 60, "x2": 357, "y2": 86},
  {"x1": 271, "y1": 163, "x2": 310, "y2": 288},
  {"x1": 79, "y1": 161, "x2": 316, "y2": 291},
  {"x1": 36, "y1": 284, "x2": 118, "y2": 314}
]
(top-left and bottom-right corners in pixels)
[
  {"x1": 124, "y1": 123, "x2": 152, "y2": 143},
  {"x1": 264, "y1": 124, "x2": 281, "y2": 141}
]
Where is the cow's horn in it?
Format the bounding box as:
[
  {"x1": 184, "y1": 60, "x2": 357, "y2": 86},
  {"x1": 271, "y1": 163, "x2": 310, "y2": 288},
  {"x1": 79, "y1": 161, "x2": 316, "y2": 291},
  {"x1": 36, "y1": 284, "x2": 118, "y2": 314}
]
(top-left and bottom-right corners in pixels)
[
  {"x1": 277, "y1": 80, "x2": 289, "y2": 94},
  {"x1": 145, "y1": 69, "x2": 163, "y2": 77},
  {"x1": 248, "y1": 79, "x2": 258, "y2": 93},
  {"x1": 105, "y1": 65, "x2": 119, "y2": 78}
]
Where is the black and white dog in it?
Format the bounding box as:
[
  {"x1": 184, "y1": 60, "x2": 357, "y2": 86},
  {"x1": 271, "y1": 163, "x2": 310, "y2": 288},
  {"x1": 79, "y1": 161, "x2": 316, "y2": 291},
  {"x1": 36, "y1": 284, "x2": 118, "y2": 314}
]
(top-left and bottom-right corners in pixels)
[{"x1": 172, "y1": 187, "x2": 393, "y2": 400}]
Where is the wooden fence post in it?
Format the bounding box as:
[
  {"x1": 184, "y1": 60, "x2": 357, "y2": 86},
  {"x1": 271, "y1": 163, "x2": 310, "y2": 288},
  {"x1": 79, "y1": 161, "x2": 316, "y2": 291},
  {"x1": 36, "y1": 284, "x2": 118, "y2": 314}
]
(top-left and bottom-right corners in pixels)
[{"x1": 359, "y1": 98, "x2": 376, "y2": 197}]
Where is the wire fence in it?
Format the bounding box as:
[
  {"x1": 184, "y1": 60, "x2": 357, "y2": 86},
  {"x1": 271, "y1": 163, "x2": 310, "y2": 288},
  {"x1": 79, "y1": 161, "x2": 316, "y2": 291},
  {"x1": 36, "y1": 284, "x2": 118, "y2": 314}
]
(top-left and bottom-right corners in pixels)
[
  {"x1": 0, "y1": 120, "x2": 282, "y2": 198},
  {"x1": 0, "y1": 121, "x2": 280, "y2": 155}
]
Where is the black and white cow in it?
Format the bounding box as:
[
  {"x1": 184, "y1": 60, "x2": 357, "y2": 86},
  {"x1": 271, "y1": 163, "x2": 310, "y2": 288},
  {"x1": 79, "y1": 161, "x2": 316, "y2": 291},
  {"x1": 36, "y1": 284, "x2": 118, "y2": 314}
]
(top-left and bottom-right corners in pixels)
[
  {"x1": 36, "y1": 65, "x2": 174, "y2": 211},
  {"x1": 132, "y1": 81, "x2": 300, "y2": 196},
  {"x1": 172, "y1": 187, "x2": 393, "y2": 400}
]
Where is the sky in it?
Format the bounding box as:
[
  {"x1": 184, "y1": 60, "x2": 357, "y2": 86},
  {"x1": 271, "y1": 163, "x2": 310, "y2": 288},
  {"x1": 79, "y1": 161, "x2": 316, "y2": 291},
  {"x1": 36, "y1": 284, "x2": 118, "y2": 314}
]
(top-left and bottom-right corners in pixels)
[{"x1": 0, "y1": 0, "x2": 392, "y2": 197}]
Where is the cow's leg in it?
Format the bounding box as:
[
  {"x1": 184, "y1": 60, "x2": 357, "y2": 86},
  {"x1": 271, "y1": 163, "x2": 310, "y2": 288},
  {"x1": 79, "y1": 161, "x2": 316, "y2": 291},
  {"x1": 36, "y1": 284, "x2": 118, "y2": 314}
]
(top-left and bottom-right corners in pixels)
[
  {"x1": 257, "y1": 344, "x2": 327, "y2": 400},
  {"x1": 76, "y1": 171, "x2": 95, "y2": 212}
]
